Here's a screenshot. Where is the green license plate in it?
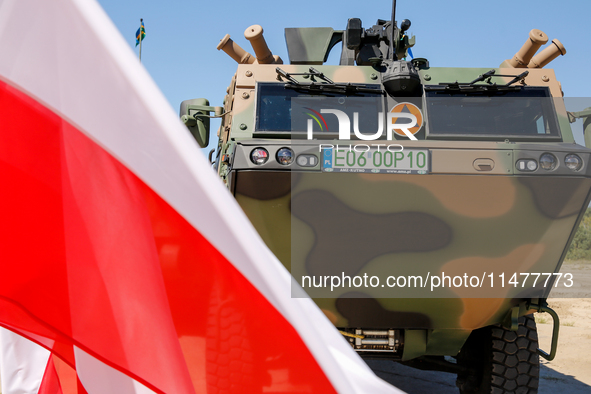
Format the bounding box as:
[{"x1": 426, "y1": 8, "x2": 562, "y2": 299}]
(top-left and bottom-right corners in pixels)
[{"x1": 321, "y1": 148, "x2": 430, "y2": 174}]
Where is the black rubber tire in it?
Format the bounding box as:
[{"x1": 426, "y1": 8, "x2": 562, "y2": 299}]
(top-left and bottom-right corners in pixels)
[{"x1": 456, "y1": 314, "x2": 540, "y2": 394}]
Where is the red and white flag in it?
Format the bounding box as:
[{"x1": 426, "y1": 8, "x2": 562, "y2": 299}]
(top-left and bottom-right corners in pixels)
[{"x1": 0, "y1": 0, "x2": 402, "y2": 392}]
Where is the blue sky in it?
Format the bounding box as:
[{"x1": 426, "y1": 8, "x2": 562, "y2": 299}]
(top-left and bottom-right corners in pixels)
[{"x1": 97, "y1": 0, "x2": 591, "y2": 149}]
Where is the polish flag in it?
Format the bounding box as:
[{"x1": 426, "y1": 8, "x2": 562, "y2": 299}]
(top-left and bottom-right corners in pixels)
[{"x1": 0, "y1": 0, "x2": 402, "y2": 392}]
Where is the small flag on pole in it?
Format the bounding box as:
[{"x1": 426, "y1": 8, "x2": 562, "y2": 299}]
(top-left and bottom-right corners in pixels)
[{"x1": 135, "y1": 19, "x2": 145, "y2": 46}]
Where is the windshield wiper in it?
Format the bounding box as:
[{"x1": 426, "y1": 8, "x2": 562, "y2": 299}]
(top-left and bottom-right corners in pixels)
[
  {"x1": 276, "y1": 67, "x2": 384, "y2": 95},
  {"x1": 425, "y1": 69, "x2": 529, "y2": 93}
]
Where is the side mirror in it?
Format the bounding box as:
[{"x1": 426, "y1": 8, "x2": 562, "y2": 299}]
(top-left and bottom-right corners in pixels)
[{"x1": 179, "y1": 99, "x2": 222, "y2": 148}]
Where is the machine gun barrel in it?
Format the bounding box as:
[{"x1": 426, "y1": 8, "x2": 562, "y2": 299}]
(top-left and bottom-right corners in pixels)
[{"x1": 389, "y1": 0, "x2": 397, "y2": 60}]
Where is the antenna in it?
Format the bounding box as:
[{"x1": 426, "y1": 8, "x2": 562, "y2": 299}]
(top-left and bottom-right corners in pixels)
[{"x1": 389, "y1": 0, "x2": 397, "y2": 60}]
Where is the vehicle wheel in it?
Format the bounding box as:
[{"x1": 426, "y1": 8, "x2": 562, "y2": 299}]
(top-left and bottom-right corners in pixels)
[{"x1": 456, "y1": 314, "x2": 539, "y2": 394}]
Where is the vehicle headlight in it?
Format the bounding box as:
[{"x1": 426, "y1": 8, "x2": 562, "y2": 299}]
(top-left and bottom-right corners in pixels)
[
  {"x1": 539, "y1": 153, "x2": 557, "y2": 171},
  {"x1": 276, "y1": 148, "x2": 294, "y2": 165},
  {"x1": 564, "y1": 154, "x2": 583, "y2": 171},
  {"x1": 250, "y1": 148, "x2": 269, "y2": 165}
]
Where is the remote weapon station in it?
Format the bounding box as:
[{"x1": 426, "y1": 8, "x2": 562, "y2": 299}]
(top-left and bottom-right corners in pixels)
[{"x1": 181, "y1": 1, "x2": 591, "y2": 393}]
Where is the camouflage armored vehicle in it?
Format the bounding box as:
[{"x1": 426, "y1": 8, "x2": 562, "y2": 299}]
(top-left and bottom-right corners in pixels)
[{"x1": 181, "y1": 3, "x2": 591, "y2": 393}]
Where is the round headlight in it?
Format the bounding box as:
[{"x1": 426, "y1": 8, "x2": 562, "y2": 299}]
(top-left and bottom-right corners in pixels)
[
  {"x1": 539, "y1": 153, "x2": 557, "y2": 171},
  {"x1": 250, "y1": 148, "x2": 269, "y2": 165},
  {"x1": 565, "y1": 154, "x2": 582, "y2": 171},
  {"x1": 276, "y1": 148, "x2": 294, "y2": 165}
]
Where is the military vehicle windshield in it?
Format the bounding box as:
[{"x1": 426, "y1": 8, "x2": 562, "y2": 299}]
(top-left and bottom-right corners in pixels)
[
  {"x1": 255, "y1": 82, "x2": 384, "y2": 137},
  {"x1": 424, "y1": 87, "x2": 562, "y2": 141}
]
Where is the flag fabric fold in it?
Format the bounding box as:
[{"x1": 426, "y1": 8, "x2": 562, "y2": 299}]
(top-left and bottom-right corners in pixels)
[
  {"x1": 38, "y1": 352, "x2": 63, "y2": 394},
  {"x1": 0, "y1": 328, "x2": 51, "y2": 394},
  {"x1": 0, "y1": 0, "x2": 402, "y2": 393}
]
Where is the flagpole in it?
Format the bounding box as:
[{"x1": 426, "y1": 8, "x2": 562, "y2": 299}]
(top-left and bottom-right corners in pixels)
[{"x1": 139, "y1": 18, "x2": 143, "y2": 62}]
